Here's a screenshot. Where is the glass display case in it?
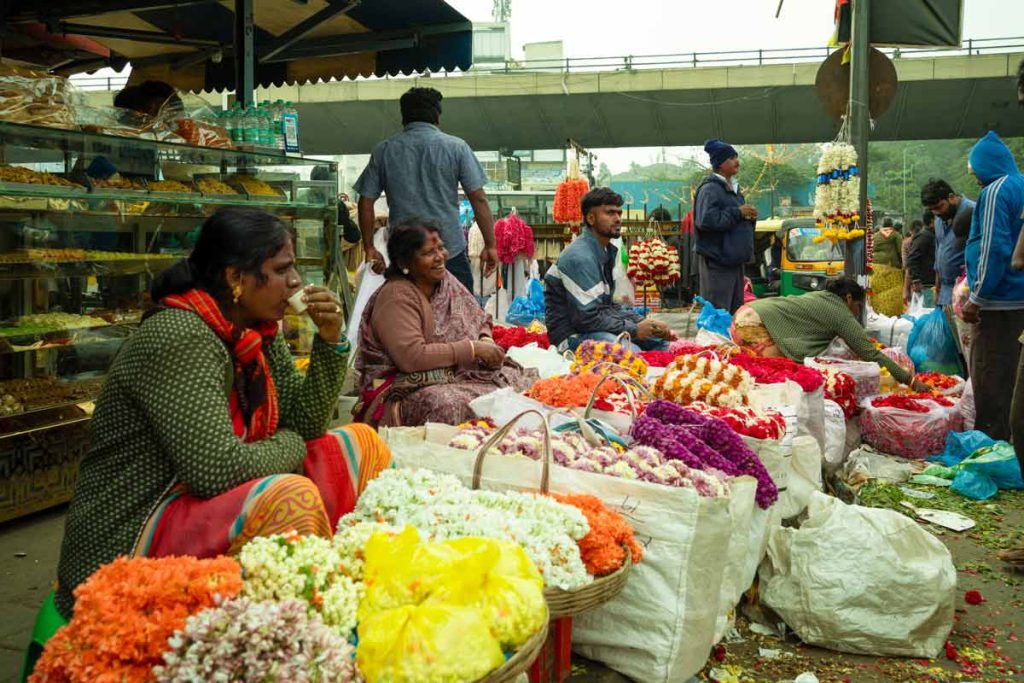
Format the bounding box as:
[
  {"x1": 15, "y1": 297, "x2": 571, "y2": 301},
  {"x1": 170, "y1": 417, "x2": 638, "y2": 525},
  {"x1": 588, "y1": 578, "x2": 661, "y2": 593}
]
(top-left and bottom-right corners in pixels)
[{"x1": 0, "y1": 121, "x2": 339, "y2": 523}]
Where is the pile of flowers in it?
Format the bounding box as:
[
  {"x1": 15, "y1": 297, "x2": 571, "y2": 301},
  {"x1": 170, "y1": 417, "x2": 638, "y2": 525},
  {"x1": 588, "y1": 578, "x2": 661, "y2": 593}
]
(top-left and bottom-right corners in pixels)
[
  {"x1": 880, "y1": 346, "x2": 915, "y2": 377},
  {"x1": 813, "y1": 140, "x2": 864, "y2": 241},
  {"x1": 668, "y1": 340, "x2": 717, "y2": 356},
  {"x1": 448, "y1": 425, "x2": 729, "y2": 497},
  {"x1": 570, "y1": 339, "x2": 649, "y2": 381},
  {"x1": 553, "y1": 177, "x2": 590, "y2": 224},
  {"x1": 592, "y1": 388, "x2": 649, "y2": 416},
  {"x1": 526, "y1": 372, "x2": 618, "y2": 408},
  {"x1": 627, "y1": 238, "x2": 681, "y2": 286},
  {"x1": 345, "y1": 469, "x2": 592, "y2": 590},
  {"x1": 728, "y1": 354, "x2": 824, "y2": 393},
  {"x1": 631, "y1": 400, "x2": 779, "y2": 508},
  {"x1": 492, "y1": 324, "x2": 550, "y2": 350},
  {"x1": 238, "y1": 532, "x2": 361, "y2": 638},
  {"x1": 31, "y1": 556, "x2": 243, "y2": 682},
  {"x1": 155, "y1": 598, "x2": 357, "y2": 682},
  {"x1": 653, "y1": 354, "x2": 754, "y2": 408},
  {"x1": 870, "y1": 393, "x2": 955, "y2": 413},
  {"x1": 822, "y1": 368, "x2": 858, "y2": 419},
  {"x1": 686, "y1": 402, "x2": 787, "y2": 441},
  {"x1": 494, "y1": 211, "x2": 535, "y2": 263},
  {"x1": 917, "y1": 371, "x2": 965, "y2": 396},
  {"x1": 551, "y1": 493, "x2": 644, "y2": 576},
  {"x1": 638, "y1": 350, "x2": 680, "y2": 367}
]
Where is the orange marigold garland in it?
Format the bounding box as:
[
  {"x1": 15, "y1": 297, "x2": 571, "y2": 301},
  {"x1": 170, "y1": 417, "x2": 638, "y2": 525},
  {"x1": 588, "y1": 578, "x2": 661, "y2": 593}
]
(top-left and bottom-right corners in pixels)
[
  {"x1": 31, "y1": 556, "x2": 243, "y2": 683},
  {"x1": 550, "y1": 493, "x2": 643, "y2": 576},
  {"x1": 526, "y1": 372, "x2": 618, "y2": 408},
  {"x1": 553, "y1": 178, "x2": 590, "y2": 225}
]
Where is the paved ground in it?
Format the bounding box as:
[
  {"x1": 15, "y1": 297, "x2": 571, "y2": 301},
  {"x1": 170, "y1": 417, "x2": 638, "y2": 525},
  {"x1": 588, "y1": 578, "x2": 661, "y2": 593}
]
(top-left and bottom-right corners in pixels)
[{"x1": 3, "y1": 485, "x2": 1022, "y2": 683}]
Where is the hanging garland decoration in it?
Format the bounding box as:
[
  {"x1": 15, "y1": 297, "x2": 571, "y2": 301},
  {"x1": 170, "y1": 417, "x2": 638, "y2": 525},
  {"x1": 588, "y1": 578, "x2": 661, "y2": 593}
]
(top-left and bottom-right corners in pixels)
[
  {"x1": 494, "y1": 211, "x2": 536, "y2": 264},
  {"x1": 553, "y1": 178, "x2": 590, "y2": 227},
  {"x1": 627, "y1": 239, "x2": 681, "y2": 287},
  {"x1": 813, "y1": 141, "x2": 865, "y2": 245}
]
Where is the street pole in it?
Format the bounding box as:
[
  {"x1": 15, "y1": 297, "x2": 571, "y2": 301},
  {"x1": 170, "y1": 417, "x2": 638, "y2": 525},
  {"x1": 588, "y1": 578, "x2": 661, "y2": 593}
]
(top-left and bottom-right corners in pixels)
[
  {"x1": 846, "y1": 0, "x2": 870, "y2": 276},
  {"x1": 902, "y1": 146, "x2": 909, "y2": 224}
]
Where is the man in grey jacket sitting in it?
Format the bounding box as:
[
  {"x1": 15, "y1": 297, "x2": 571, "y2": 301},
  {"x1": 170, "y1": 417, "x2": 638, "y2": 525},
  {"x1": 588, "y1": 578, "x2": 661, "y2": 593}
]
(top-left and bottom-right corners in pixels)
[
  {"x1": 694, "y1": 139, "x2": 758, "y2": 313},
  {"x1": 544, "y1": 187, "x2": 671, "y2": 352}
]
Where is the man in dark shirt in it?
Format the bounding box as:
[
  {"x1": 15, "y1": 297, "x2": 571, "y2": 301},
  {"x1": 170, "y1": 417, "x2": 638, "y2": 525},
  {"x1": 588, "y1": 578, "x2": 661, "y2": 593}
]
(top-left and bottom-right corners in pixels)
[{"x1": 906, "y1": 214, "x2": 936, "y2": 307}]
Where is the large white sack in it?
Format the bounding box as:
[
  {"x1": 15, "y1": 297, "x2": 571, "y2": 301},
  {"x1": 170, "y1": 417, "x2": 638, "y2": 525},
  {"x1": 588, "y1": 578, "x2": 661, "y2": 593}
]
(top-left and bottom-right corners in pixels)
[{"x1": 759, "y1": 491, "x2": 956, "y2": 658}]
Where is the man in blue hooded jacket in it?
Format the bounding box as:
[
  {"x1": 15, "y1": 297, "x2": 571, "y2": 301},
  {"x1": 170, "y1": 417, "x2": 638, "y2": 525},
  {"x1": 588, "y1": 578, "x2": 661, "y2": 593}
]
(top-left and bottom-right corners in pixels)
[
  {"x1": 693, "y1": 139, "x2": 758, "y2": 313},
  {"x1": 962, "y1": 131, "x2": 1024, "y2": 443}
]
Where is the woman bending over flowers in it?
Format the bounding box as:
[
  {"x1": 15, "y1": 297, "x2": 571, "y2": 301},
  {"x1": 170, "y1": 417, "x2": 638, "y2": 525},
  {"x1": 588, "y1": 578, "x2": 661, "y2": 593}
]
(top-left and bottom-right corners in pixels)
[
  {"x1": 732, "y1": 276, "x2": 927, "y2": 391},
  {"x1": 355, "y1": 218, "x2": 535, "y2": 426},
  {"x1": 54, "y1": 208, "x2": 391, "y2": 620}
]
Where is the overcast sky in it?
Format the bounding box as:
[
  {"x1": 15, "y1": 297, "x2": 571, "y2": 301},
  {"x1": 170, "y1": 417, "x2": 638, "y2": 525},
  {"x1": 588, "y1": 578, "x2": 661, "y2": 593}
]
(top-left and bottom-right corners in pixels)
[{"x1": 446, "y1": 0, "x2": 1024, "y2": 172}]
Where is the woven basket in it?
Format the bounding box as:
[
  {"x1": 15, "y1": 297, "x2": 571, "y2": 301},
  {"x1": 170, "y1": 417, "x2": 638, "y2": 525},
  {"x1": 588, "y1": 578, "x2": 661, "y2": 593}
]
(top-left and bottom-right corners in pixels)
[
  {"x1": 478, "y1": 617, "x2": 549, "y2": 683},
  {"x1": 544, "y1": 545, "x2": 633, "y2": 618}
]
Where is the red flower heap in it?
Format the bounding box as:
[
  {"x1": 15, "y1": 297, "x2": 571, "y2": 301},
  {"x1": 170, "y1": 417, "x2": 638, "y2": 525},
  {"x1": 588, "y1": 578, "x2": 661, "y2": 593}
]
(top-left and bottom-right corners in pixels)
[
  {"x1": 822, "y1": 369, "x2": 857, "y2": 419},
  {"x1": 627, "y1": 238, "x2": 680, "y2": 287},
  {"x1": 687, "y1": 403, "x2": 787, "y2": 441},
  {"x1": 492, "y1": 325, "x2": 550, "y2": 351},
  {"x1": 728, "y1": 354, "x2": 825, "y2": 393}
]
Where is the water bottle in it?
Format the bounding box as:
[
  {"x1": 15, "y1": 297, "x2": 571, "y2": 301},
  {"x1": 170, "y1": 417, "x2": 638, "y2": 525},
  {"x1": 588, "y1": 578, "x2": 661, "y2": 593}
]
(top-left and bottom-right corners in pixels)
[
  {"x1": 242, "y1": 106, "x2": 259, "y2": 145},
  {"x1": 273, "y1": 99, "x2": 286, "y2": 151},
  {"x1": 282, "y1": 101, "x2": 300, "y2": 153},
  {"x1": 227, "y1": 107, "x2": 242, "y2": 144}
]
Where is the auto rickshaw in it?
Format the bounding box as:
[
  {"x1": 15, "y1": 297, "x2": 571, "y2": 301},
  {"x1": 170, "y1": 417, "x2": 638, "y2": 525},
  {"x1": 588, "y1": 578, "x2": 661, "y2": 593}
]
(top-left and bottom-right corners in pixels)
[
  {"x1": 778, "y1": 217, "x2": 845, "y2": 296},
  {"x1": 747, "y1": 218, "x2": 784, "y2": 298}
]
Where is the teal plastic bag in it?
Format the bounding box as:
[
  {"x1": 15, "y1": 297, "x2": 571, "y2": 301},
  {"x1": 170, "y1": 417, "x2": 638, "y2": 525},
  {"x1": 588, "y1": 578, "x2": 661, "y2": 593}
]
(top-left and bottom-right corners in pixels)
[
  {"x1": 695, "y1": 296, "x2": 733, "y2": 338},
  {"x1": 906, "y1": 308, "x2": 961, "y2": 375},
  {"x1": 950, "y1": 443, "x2": 1024, "y2": 500},
  {"x1": 932, "y1": 430, "x2": 995, "y2": 468}
]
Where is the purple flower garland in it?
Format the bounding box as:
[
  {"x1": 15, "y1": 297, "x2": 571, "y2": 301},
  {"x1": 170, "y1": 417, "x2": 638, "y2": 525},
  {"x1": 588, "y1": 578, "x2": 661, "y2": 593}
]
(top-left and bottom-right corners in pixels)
[{"x1": 632, "y1": 400, "x2": 779, "y2": 509}]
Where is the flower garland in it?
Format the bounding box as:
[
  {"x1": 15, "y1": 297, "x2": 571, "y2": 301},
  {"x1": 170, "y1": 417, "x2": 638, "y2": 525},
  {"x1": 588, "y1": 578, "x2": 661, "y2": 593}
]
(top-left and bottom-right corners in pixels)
[
  {"x1": 448, "y1": 425, "x2": 730, "y2": 497},
  {"x1": 822, "y1": 368, "x2": 858, "y2": 419},
  {"x1": 550, "y1": 493, "x2": 644, "y2": 576},
  {"x1": 813, "y1": 141, "x2": 864, "y2": 243},
  {"x1": 492, "y1": 325, "x2": 550, "y2": 350},
  {"x1": 238, "y1": 532, "x2": 362, "y2": 639},
  {"x1": 155, "y1": 598, "x2": 358, "y2": 682},
  {"x1": 31, "y1": 556, "x2": 243, "y2": 682},
  {"x1": 627, "y1": 238, "x2": 681, "y2": 286},
  {"x1": 592, "y1": 388, "x2": 648, "y2": 416},
  {"x1": 686, "y1": 402, "x2": 787, "y2": 441},
  {"x1": 727, "y1": 354, "x2": 825, "y2": 393},
  {"x1": 570, "y1": 339, "x2": 649, "y2": 381},
  {"x1": 525, "y1": 372, "x2": 618, "y2": 408},
  {"x1": 667, "y1": 340, "x2": 718, "y2": 356},
  {"x1": 553, "y1": 178, "x2": 590, "y2": 224},
  {"x1": 631, "y1": 400, "x2": 779, "y2": 508},
  {"x1": 653, "y1": 355, "x2": 754, "y2": 408},
  {"x1": 346, "y1": 469, "x2": 592, "y2": 591},
  {"x1": 494, "y1": 212, "x2": 535, "y2": 264}
]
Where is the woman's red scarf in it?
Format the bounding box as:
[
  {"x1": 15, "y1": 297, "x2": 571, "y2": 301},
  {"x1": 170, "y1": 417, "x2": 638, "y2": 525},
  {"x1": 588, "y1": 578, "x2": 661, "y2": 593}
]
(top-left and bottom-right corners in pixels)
[{"x1": 163, "y1": 288, "x2": 279, "y2": 441}]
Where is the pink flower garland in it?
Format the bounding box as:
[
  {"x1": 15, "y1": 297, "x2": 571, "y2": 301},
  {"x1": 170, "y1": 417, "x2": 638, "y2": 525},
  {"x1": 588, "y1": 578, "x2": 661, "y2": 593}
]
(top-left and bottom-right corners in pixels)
[{"x1": 494, "y1": 213, "x2": 535, "y2": 264}]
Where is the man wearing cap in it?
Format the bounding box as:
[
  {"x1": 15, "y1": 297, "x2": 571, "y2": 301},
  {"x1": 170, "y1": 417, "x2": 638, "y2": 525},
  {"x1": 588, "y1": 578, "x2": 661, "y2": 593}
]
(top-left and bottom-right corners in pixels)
[
  {"x1": 693, "y1": 139, "x2": 758, "y2": 313},
  {"x1": 355, "y1": 86, "x2": 498, "y2": 293}
]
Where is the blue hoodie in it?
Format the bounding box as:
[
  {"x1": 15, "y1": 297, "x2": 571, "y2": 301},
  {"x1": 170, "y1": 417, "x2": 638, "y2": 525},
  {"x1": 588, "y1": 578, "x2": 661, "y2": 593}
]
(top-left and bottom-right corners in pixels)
[{"x1": 965, "y1": 131, "x2": 1024, "y2": 309}]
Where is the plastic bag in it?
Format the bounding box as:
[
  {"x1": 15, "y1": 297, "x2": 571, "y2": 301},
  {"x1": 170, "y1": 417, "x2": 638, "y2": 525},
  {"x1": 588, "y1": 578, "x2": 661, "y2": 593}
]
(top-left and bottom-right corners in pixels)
[
  {"x1": 906, "y1": 291, "x2": 930, "y2": 319},
  {"x1": 842, "y1": 446, "x2": 916, "y2": 489},
  {"x1": 0, "y1": 61, "x2": 78, "y2": 129},
  {"x1": 805, "y1": 357, "x2": 880, "y2": 402},
  {"x1": 950, "y1": 443, "x2": 1024, "y2": 500},
  {"x1": 506, "y1": 344, "x2": 571, "y2": 379},
  {"x1": 935, "y1": 430, "x2": 995, "y2": 467},
  {"x1": 345, "y1": 262, "x2": 386, "y2": 357},
  {"x1": 695, "y1": 296, "x2": 733, "y2": 338},
  {"x1": 358, "y1": 603, "x2": 505, "y2": 683},
  {"x1": 824, "y1": 337, "x2": 857, "y2": 360},
  {"x1": 759, "y1": 492, "x2": 956, "y2": 658},
  {"x1": 959, "y1": 379, "x2": 976, "y2": 431},
  {"x1": 907, "y1": 308, "x2": 961, "y2": 375},
  {"x1": 822, "y1": 400, "x2": 849, "y2": 475},
  {"x1": 505, "y1": 279, "x2": 546, "y2": 326},
  {"x1": 859, "y1": 400, "x2": 962, "y2": 460}
]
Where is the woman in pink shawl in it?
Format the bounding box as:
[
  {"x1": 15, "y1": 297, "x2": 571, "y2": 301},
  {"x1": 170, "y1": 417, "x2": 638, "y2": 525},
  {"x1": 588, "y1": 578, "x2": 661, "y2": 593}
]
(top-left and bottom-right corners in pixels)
[{"x1": 355, "y1": 218, "x2": 535, "y2": 426}]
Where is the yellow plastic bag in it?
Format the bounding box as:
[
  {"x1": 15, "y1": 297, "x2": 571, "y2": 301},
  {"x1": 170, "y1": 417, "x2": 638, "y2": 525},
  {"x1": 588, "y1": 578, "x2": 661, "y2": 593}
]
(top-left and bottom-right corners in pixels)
[
  {"x1": 357, "y1": 603, "x2": 505, "y2": 683},
  {"x1": 430, "y1": 537, "x2": 547, "y2": 649}
]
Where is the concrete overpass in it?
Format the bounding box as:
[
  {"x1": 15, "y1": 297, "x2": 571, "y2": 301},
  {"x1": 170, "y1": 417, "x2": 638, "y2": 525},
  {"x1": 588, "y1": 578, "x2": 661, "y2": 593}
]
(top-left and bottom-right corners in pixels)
[{"x1": 248, "y1": 46, "x2": 1024, "y2": 154}]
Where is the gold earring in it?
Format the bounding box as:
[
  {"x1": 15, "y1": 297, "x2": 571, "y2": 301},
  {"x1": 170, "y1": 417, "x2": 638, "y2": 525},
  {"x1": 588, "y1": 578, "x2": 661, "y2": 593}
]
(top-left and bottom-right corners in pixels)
[{"x1": 232, "y1": 284, "x2": 242, "y2": 303}]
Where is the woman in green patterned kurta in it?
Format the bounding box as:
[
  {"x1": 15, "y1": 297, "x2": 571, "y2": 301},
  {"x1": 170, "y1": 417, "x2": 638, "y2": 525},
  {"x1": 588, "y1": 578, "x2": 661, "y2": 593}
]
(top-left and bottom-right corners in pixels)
[{"x1": 54, "y1": 207, "x2": 391, "y2": 619}]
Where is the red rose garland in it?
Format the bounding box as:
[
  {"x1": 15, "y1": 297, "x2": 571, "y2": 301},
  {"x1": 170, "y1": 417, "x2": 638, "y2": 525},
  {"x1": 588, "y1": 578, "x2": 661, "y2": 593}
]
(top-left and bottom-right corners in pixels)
[
  {"x1": 728, "y1": 354, "x2": 825, "y2": 393},
  {"x1": 494, "y1": 212, "x2": 535, "y2": 264},
  {"x1": 627, "y1": 238, "x2": 680, "y2": 287},
  {"x1": 492, "y1": 325, "x2": 550, "y2": 351}
]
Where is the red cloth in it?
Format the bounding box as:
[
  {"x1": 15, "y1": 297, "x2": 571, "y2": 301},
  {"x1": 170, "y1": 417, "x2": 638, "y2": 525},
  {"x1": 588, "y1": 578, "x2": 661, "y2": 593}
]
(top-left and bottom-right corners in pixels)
[
  {"x1": 680, "y1": 210, "x2": 694, "y2": 236},
  {"x1": 163, "y1": 288, "x2": 280, "y2": 441}
]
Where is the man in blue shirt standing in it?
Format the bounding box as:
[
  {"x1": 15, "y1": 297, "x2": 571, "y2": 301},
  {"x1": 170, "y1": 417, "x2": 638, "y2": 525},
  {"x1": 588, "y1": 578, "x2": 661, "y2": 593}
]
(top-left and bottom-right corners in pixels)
[
  {"x1": 355, "y1": 87, "x2": 498, "y2": 293},
  {"x1": 920, "y1": 178, "x2": 975, "y2": 306}
]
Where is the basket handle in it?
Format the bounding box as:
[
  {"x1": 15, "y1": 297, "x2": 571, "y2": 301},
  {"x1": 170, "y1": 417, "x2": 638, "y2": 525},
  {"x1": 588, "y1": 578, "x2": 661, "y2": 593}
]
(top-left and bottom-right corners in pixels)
[
  {"x1": 582, "y1": 372, "x2": 654, "y2": 420},
  {"x1": 615, "y1": 331, "x2": 634, "y2": 347},
  {"x1": 548, "y1": 408, "x2": 606, "y2": 448},
  {"x1": 472, "y1": 410, "x2": 552, "y2": 494}
]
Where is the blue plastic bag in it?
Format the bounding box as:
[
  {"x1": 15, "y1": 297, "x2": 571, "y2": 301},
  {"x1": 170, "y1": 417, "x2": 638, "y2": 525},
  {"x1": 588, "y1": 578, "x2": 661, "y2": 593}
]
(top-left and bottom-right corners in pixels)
[
  {"x1": 949, "y1": 443, "x2": 1024, "y2": 500},
  {"x1": 931, "y1": 430, "x2": 995, "y2": 468},
  {"x1": 906, "y1": 308, "x2": 961, "y2": 375},
  {"x1": 695, "y1": 296, "x2": 733, "y2": 339},
  {"x1": 505, "y1": 279, "x2": 545, "y2": 326}
]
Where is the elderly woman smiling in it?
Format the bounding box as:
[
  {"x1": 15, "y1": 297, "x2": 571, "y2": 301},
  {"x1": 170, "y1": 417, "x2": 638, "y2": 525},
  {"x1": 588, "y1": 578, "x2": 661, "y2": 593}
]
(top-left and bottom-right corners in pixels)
[
  {"x1": 55, "y1": 207, "x2": 391, "y2": 619},
  {"x1": 356, "y1": 217, "x2": 534, "y2": 426}
]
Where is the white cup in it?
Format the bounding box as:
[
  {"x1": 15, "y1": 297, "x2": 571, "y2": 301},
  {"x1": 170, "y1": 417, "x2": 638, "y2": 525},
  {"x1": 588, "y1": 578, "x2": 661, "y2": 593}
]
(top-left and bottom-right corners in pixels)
[{"x1": 288, "y1": 289, "x2": 308, "y2": 314}]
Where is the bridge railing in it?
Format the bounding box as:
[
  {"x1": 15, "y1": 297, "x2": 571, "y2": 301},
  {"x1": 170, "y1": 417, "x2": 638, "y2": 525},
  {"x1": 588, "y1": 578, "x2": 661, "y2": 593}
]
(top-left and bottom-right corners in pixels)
[{"x1": 483, "y1": 35, "x2": 1024, "y2": 74}]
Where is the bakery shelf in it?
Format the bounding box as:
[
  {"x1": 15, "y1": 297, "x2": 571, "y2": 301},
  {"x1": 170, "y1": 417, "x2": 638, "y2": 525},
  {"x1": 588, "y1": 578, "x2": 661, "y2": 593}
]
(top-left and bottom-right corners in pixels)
[{"x1": 0, "y1": 254, "x2": 179, "y2": 281}]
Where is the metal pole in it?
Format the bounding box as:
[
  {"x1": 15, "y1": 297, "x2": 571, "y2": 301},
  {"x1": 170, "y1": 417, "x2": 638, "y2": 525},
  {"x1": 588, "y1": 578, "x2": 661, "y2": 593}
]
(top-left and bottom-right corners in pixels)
[
  {"x1": 902, "y1": 146, "x2": 908, "y2": 223},
  {"x1": 234, "y1": 0, "x2": 255, "y2": 108},
  {"x1": 846, "y1": 0, "x2": 870, "y2": 276}
]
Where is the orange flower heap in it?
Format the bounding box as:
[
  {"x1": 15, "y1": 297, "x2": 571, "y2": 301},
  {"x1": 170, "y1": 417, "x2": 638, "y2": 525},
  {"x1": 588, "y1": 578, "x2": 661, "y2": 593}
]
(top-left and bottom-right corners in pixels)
[
  {"x1": 31, "y1": 556, "x2": 243, "y2": 683},
  {"x1": 551, "y1": 493, "x2": 643, "y2": 576},
  {"x1": 526, "y1": 373, "x2": 617, "y2": 408}
]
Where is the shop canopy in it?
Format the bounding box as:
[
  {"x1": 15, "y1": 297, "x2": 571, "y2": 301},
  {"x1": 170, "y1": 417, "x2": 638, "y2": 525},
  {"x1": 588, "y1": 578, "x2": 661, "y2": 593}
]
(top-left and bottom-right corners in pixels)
[{"x1": 1, "y1": 0, "x2": 473, "y2": 95}]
